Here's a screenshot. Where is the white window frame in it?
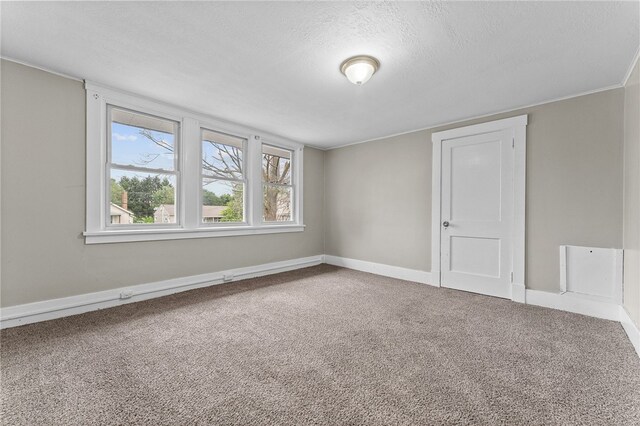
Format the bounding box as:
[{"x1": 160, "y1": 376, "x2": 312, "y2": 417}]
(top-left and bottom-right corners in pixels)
[
  {"x1": 261, "y1": 143, "x2": 297, "y2": 224},
  {"x1": 106, "y1": 105, "x2": 182, "y2": 230},
  {"x1": 85, "y1": 82, "x2": 304, "y2": 244},
  {"x1": 199, "y1": 127, "x2": 248, "y2": 227}
]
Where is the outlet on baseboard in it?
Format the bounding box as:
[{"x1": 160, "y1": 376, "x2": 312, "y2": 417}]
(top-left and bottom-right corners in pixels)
[
  {"x1": 119, "y1": 289, "x2": 134, "y2": 299},
  {"x1": 223, "y1": 274, "x2": 234, "y2": 282}
]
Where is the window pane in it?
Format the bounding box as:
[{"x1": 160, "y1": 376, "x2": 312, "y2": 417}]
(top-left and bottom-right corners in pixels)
[
  {"x1": 110, "y1": 169, "x2": 177, "y2": 224},
  {"x1": 202, "y1": 177, "x2": 244, "y2": 223},
  {"x1": 110, "y1": 107, "x2": 177, "y2": 171},
  {"x1": 202, "y1": 129, "x2": 244, "y2": 180},
  {"x1": 262, "y1": 145, "x2": 291, "y2": 185},
  {"x1": 263, "y1": 185, "x2": 291, "y2": 222}
]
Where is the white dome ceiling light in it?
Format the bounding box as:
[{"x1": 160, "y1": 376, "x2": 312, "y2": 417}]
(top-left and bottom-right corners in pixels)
[{"x1": 340, "y1": 55, "x2": 380, "y2": 85}]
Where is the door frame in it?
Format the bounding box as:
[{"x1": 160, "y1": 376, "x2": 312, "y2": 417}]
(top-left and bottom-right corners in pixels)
[{"x1": 431, "y1": 115, "x2": 528, "y2": 302}]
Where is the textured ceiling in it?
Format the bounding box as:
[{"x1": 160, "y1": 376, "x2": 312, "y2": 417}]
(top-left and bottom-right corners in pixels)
[{"x1": 1, "y1": 1, "x2": 638, "y2": 148}]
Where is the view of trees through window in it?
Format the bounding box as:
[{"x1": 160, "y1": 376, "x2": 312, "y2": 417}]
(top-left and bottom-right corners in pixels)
[
  {"x1": 201, "y1": 129, "x2": 245, "y2": 223},
  {"x1": 110, "y1": 175, "x2": 174, "y2": 223},
  {"x1": 109, "y1": 110, "x2": 294, "y2": 225},
  {"x1": 263, "y1": 145, "x2": 292, "y2": 222},
  {"x1": 109, "y1": 107, "x2": 178, "y2": 225}
]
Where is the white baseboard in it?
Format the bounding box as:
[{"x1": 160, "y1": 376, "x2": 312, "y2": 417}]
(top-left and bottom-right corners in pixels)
[
  {"x1": 525, "y1": 289, "x2": 621, "y2": 321},
  {"x1": 324, "y1": 255, "x2": 434, "y2": 286},
  {"x1": 0, "y1": 255, "x2": 324, "y2": 329},
  {"x1": 2, "y1": 253, "x2": 639, "y2": 359},
  {"x1": 619, "y1": 306, "x2": 640, "y2": 357}
]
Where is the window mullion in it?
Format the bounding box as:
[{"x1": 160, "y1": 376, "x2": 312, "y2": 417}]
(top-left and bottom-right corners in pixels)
[
  {"x1": 182, "y1": 117, "x2": 200, "y2": 229},
  {"x1": 249, "y1": 135, "x2": 263, "y2": 226}
]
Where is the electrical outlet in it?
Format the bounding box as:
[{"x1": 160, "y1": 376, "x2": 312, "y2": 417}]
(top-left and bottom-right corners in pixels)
[
  {"x1": 223, "y1": 274, "x2": 234, "y2": 282},
  {"x1": 119, "y1": 289, "x2": 134, "y2": 299}
]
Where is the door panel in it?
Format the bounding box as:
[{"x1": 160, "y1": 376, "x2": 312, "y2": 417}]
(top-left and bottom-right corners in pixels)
[
  {"x1": 450, "y1": 140, "x2": 502, "y2": 223},
  {"x1": 449, "y1": 236, "x2": 501, "y2": 277},
  {"x1": 441, "y1": 130, "x2": 513, "y2": 298}
]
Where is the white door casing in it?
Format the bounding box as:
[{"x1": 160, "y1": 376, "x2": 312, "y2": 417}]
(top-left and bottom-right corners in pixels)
[{"x1": 431, "y1": 115, "x2": 527, "y2": 301}]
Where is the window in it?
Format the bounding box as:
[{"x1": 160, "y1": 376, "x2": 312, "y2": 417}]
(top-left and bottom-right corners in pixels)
[
  {"x1": 262, "y1": 145, "x2": 293, "y2": 222},
  {"x1": 85, "y1": 83, "x2": 304, "y2": 243},
  {"x1": 108, "y1": 107, "x2": 179, "y2": 226},
  {"x1": 202, "y1": 129, "x2": 245, "y2": 224}
]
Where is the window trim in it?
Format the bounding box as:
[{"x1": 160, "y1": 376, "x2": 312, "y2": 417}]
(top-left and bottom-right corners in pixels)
[{"x1": 85, "y1": 82, "x2": 304, "y2": 244}]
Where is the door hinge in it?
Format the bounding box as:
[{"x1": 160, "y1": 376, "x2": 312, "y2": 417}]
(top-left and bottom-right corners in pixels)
[
  {"x1": 512, "y1": 137, "x2": 515, "y2": 148},
  {"x1": 510, "y1": 272, "x2": 514, "y2": 282}
]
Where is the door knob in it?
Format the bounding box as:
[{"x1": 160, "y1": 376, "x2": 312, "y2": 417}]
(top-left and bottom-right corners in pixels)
[{"x1": 442, "y1": 221, "x2": 450, "y2": 228}]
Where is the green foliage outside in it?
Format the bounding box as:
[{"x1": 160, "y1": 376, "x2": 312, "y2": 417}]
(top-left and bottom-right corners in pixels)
[
  {"x1": 221, "y1": 183, "x2": 244, "y2": 222},
  {"x1": 152, "y1": 185, "x2": 174, "y2": 207},
  {"x1": 111, "y1": 177, "x2": 242, "y2": 223},
  {"x1": 202, "y1": 190, "x2": 232, "y2": 206},
  {"x1": 110, "y1": 176, "x2": 174, "y2": 222},
  {"x1": 110, "y1": 180, "x2": 124, "y2": 205}
]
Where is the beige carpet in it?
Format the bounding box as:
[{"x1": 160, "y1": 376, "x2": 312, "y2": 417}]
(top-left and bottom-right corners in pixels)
[{"x1": 1, "y1": 265, "x2": 639, "y2": 425}]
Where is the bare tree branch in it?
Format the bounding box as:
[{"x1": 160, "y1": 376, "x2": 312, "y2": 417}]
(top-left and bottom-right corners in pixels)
[{"x1": 139, "y1": 130, "x2": 291, "y2": 221}]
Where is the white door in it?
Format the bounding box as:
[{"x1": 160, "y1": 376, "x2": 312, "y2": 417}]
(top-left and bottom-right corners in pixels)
[{"x1": 439, "y1": 129, "x2": 514, "y2": 298}]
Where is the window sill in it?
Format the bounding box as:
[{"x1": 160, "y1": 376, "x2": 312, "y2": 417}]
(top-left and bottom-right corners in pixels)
[{"x1": 84, "y1": 224, "x2": 305, "y2": 244}]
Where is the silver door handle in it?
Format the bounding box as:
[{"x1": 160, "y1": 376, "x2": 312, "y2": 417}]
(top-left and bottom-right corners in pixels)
[{"x1": 442, "y1": 221, "x2": 450, "y2": 228}]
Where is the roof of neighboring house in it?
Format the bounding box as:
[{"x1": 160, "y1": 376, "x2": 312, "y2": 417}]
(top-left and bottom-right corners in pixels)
[
  {"x1": 156, "y1": 204, "x2": 226, "y2": 218},
  {"x1": 202, "y1": 205, "x2": 227, "y2": 218},
  {"x1": 110, "y1": 202, "x2": 135, "y2": 216}
]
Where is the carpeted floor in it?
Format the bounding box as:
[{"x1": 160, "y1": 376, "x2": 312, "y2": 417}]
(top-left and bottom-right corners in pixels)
[{"x1": 1, "y1": 265, "x2": 639, "y2": 425}]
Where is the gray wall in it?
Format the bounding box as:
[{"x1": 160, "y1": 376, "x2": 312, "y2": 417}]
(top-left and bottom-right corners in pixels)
[
  {"x1": 0, "y1": 60, "x2": 325, "y2": 307},
  {"x1": 623, "y1": 59, "x2": 640, "y2": 327},
  {"x1": 324, "y1": 131, "x2": 432, "y2": 271},
  {"x1": 325, "y1": 89, "x2": 625, "y2": 293},
  {"x1": 0, "y1": 58, "x2": 629, "y2": 307}
]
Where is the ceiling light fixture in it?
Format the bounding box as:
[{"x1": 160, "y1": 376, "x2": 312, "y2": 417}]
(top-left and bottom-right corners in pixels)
[{"x1": 340, "y1": 55, "x2": 380, "y2": 85}]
